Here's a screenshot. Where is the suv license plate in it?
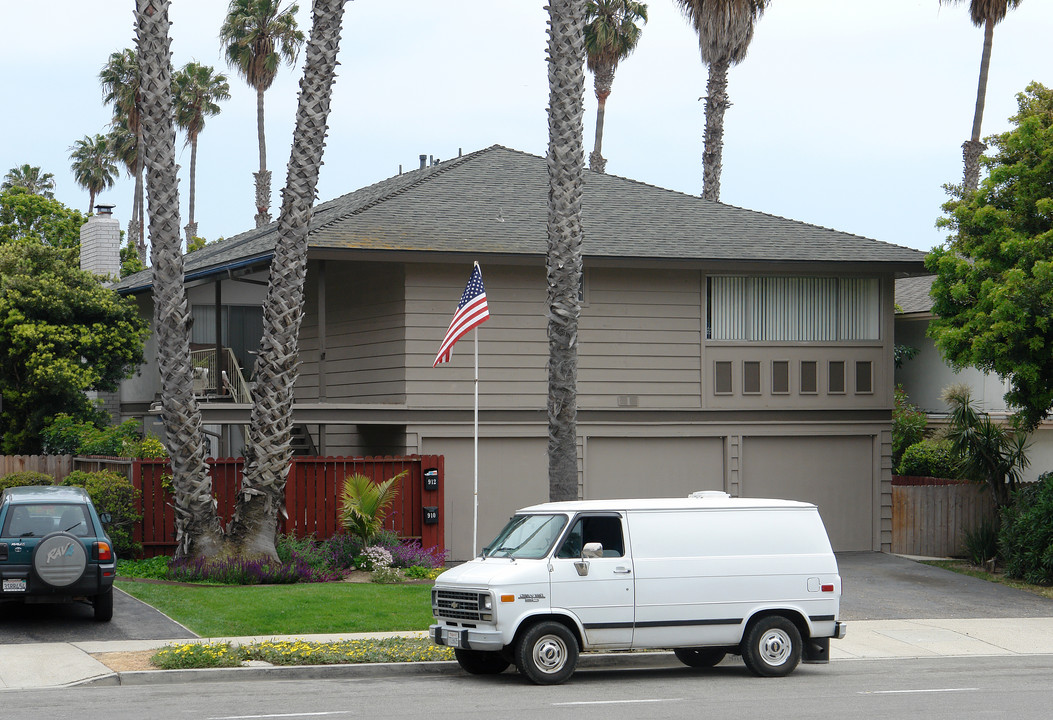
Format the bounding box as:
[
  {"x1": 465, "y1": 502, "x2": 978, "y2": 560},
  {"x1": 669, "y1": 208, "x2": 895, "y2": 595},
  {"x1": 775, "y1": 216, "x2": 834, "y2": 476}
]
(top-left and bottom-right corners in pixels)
[
  {"x1": 3, "y1": 579, "x2": 26, "y2": 592},
  {"x1": 447, "y1": 629, "x2": 461, "y2": 648}
]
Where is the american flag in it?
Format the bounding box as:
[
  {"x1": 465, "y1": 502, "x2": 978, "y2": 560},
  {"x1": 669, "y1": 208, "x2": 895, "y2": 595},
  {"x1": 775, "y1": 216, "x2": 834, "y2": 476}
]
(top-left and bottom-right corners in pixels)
[{"x1": 433, "y1": 264, "x2": 490, "y2": 367}]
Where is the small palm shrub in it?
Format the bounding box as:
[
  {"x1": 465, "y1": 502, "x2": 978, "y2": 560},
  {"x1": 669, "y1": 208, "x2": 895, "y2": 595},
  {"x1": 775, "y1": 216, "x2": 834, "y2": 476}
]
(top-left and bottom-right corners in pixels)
[
  {"x1": 898, "y1": 439, "x2": 959, "y2": 478},
  {"x1": 338, "y1": 471, "x2": 407, "y2": 545},
  {"x1": 999, "y1": 472, "x2": 1053, "y2": 585},
  {"x1": 962, "y1": 517, "x2": 999, "y2": 566}
]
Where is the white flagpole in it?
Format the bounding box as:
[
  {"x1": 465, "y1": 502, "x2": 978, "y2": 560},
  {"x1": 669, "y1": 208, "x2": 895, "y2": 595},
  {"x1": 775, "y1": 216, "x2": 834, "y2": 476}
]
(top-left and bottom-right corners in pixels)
[{"x1": 473, "y1": 312, "x2": 479, "y2": 556}]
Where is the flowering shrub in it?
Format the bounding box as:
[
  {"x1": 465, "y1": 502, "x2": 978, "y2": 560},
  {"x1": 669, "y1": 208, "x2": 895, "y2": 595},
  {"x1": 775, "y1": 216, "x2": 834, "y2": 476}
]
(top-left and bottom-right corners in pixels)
[
  {"x1": 152, "y1": 638, "x2": 453, "y2": 669},
  {"x1": 388, "y1": 541, "x2": 447, "y2": 569},
  {"x1": 357, "y1": 545, "x2": 393, "y2": 571},
  {"x1": 168, "y1": 555, "x2": 340, "y2": 585},
  {"x1": 151, "y1": 642, "x2": 239, "y2": 669},
  {"x1": 370, "y1": 565, "x2": 405, "y2": 584}
]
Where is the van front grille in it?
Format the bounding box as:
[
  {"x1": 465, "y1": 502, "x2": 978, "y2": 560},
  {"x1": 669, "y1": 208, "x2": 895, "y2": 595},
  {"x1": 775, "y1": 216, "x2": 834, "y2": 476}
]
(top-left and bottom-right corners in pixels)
[{"x1": 434, "y1": 589, "x2": 486, "y2": 621}]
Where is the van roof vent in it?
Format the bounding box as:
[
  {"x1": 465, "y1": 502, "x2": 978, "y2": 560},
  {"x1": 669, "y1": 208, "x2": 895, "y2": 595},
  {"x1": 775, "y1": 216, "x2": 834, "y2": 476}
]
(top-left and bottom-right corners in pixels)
[{"x1": 689, "y1": 491, "x2": 731, "y2": 500}]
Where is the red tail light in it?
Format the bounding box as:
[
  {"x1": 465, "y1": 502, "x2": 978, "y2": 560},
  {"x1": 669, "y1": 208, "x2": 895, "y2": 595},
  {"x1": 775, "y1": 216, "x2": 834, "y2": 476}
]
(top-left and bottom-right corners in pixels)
[
  {"x1": 94, "y1": 541, "x2": 113, "y2": 562},
  {"x1": 821, "y1": 583, "x2": 834, "y2": 593}
]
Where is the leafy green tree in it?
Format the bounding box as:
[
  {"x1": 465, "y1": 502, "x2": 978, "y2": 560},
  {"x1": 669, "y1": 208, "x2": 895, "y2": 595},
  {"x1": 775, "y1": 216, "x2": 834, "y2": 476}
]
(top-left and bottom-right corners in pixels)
[
  {"x1": 0, "y1": 242, "x2": 149, "y2": 453},
  {"x1": 584, "y1": 0, "x2": 647, "y2": 173},
  {"x1": 674, "y1": 0, "x2": 769, "y2": 201},
  {"x1": 69, "y1": 134, "x2": 118, "y2": 213},
  {"x1": 2, "y1": 165, "x2": 56, "y2": 198},
  {"x1": 939, "y1": 0, "x2": 1024, "y2": 191},
  {"x1": 927, "y1": 82, "x2": 1053, "y2": 431},
  {"x1": 172, "y1": 62, "x2": 230, "y2": 245},
  {"x1": 220, "y1": 0, "x2": 304, "y2": 228},
  {"x1": 338, "y1": 472, "x2": 406, "y2": 546},
  {"x1": 0, "y1": 188, "x2": 84, "y2": 253},
  {"x1": 99, "y1": 48, "x2": 147, "y2": 265},
  {"x1": 892, "y1": 385, "x2": 927, "y2": 471}
]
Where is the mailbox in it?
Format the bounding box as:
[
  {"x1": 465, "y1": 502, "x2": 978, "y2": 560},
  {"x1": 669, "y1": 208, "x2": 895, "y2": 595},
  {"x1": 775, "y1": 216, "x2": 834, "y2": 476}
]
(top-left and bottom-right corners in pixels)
[
  {"x1": 423, "y1": 506, "x2": 439, "y2": 525},
  {"x1": 423, "y1": 468, "x2": 439, "y2": 492}
]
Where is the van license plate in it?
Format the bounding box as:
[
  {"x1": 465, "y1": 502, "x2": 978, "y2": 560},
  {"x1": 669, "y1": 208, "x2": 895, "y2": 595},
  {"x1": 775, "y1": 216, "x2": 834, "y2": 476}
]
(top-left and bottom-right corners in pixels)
[
  {"x1": 3, "y1": 579, "x2": 26, "y2": 592},
  {"x1": 447, "y1": 629, "x2": 461, "y2": 648}
]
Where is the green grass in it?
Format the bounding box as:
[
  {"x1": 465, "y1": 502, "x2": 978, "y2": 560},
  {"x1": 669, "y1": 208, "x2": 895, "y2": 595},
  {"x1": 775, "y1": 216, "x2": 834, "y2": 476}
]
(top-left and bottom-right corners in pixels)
[
  {"x1": 116, "y1": 580, "x2": 436, "y2": 637},
  {"x1": 922, "y1": 560, "x2": 1053, "y2": 601}
]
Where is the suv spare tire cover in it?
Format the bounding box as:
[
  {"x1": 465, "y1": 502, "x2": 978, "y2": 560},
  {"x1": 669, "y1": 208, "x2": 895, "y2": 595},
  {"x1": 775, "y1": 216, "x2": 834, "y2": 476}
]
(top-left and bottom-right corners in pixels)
[{"x1": 32, "y1": 532, "x2": 88, "y2": 588}]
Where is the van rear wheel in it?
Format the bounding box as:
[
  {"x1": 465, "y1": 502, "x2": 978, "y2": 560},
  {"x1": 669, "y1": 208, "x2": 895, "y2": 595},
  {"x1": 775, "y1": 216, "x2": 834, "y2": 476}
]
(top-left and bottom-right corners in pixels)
[
  {"x1": 515, "y1": 621, "x2": 578, "y2": 685},
  {"x1": 741, "y1": 616, "x2": 802, "y2": 677},
  {"x1": 674, "y1": 647, "x2": 726, "y2": 668},
  {"x1": 454, "y1": 649, "x2": 510, "y2": 675}
]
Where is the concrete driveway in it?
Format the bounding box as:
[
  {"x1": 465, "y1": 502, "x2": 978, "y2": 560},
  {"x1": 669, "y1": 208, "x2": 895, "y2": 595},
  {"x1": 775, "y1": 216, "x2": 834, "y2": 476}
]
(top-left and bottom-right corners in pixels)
[
  {"x1": 838, "y1": 552, "x2": 1053, "y2": 621},
  {"x1": 0, "y1": 587, "x2": 196, "y2": 644}
]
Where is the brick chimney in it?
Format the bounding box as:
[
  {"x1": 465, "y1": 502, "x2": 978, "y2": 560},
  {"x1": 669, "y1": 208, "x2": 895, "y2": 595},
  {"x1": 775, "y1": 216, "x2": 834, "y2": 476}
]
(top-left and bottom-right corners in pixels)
[{"x1": 80, "y1": 204, "x2": 122, "y2": 282}]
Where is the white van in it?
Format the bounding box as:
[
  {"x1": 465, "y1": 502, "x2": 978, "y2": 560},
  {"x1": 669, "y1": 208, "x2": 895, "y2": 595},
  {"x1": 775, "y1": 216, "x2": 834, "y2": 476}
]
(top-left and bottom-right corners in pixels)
[{"x1": 430, "y1": 491, "x2": 846, "y2": 684}]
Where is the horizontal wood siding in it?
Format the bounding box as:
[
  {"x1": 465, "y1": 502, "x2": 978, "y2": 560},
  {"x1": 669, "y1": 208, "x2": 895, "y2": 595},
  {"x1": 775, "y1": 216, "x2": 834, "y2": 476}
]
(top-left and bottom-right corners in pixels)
[{"x1": 299, "y1": 260, "x2": 406, "y2": 403}]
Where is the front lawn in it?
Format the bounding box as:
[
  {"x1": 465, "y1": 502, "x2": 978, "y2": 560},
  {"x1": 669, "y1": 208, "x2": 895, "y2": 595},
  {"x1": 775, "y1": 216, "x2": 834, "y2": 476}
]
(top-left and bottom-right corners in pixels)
[{"x1": 116, "y1": 580, "x2": 436, "y2": 637}]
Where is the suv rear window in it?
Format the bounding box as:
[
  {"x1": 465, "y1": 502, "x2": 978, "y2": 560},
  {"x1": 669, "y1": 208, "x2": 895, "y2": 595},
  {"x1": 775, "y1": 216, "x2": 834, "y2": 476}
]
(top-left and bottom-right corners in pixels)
[{"x1": 2, "y1": 504, "x2": 91, "y2": 538}]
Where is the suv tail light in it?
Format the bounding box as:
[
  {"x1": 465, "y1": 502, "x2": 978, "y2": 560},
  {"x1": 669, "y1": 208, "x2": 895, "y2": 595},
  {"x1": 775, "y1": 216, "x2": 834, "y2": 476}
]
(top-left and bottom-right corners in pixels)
[{"x1": 94, "y1": 541, "x2": 113, "y2": 562}]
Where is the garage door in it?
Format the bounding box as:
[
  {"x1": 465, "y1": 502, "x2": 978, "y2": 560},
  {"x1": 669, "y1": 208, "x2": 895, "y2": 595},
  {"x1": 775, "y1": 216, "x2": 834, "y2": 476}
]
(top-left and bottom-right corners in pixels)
[
  {"x1": 585, "y1": 437, "x2": 725, "y2": 500},
  {"x1": 741, "y1": 435, "x2": 874, "y2": 551},
  {"x1": 421, "y1": 436, "x2": 548, "y2": 563}
]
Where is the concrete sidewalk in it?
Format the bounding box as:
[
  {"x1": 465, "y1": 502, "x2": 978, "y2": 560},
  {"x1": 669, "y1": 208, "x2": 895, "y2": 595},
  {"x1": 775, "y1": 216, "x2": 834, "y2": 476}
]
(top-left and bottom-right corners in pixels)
[{"x1": 3, "y1": 619, "x2": 1053, "y2": 691}]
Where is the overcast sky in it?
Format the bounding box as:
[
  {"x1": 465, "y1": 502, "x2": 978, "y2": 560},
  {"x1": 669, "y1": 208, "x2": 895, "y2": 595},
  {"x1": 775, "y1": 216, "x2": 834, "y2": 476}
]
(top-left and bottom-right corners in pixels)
[{"x1": 2, "y1": 1, "x2": 1051, "y2": 254}]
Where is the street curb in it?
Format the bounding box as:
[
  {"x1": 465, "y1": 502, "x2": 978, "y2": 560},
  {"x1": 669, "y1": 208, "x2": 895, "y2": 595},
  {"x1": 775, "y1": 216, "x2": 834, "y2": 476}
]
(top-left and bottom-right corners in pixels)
[{"x1": 73, "y1": 652, "x2": 682, "y2": 687}]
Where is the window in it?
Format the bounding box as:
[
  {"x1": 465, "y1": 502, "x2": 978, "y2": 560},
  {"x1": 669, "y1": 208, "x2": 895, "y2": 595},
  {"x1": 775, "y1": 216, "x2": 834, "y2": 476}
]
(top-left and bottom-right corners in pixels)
[
  {"x1": 556, "y1": 516, "x2": 625, "y2": 558},
  {"x1": 801, "y1": 361, "x2": 817, "y2": 394},
  {"x1": 743, "y1": 361, "x2": 761, "y2": 394},
  {"x1": 772, "y1": 360, "x2": 790, "y2": 394},
  {"x1": 707, "y1": 276, "x2": 880, "y2": 341},
  {"x1": 714, "y1": 361, "x2": 733, "y2": 395},
  {"x1": 855, "y1": 360, "x2": 873, "y2": 394},
  {"x1": 829, "y1": 361, "x2": 846, "y2": 394},
  {"x1": 191, "y1": 305, "x2": 264, "y2": 375}
]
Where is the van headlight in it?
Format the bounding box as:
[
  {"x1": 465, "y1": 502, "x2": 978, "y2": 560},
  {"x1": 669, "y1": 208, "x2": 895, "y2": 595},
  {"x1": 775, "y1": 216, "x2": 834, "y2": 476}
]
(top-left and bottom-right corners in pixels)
[{"x1": 479, "y1": 594, "x2": 493, "y2": 621}]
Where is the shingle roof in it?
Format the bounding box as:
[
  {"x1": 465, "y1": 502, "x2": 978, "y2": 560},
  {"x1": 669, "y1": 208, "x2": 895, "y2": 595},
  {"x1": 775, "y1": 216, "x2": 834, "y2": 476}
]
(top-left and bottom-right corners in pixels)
[
  {"x1": 895, "y1": 275, "x2": 935, "y2": 314},
  {"x1": 115, "y1": 145, "x2": 926, "y2": 292}
]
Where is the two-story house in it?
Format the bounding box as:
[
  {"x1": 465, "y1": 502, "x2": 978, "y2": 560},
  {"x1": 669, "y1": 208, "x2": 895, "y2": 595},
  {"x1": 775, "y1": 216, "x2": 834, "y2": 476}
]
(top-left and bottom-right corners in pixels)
[{"x1": 114, "y1": 145, "x2": 926, "y2": 560}]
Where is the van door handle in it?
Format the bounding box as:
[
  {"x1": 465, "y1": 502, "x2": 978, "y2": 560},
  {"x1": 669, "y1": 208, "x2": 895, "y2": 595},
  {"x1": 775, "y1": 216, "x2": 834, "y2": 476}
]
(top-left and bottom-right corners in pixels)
[{"x1": 614, "y1": 567, "x2": 632, "y2": 574}]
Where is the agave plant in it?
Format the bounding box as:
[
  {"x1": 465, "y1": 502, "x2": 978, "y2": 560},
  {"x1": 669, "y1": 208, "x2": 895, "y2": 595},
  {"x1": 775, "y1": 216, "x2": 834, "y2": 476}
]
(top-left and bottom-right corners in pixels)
[{"x1": 338, "y1": 471, "x2": 407, "y2": 546}]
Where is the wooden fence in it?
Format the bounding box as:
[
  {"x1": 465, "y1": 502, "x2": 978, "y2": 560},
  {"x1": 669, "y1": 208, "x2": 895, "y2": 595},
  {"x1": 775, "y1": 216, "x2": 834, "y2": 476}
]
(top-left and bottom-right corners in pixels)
[
  {"x1": 891, "y1": 475, "x2": 996, "y2": 558},
  {"x1": 0, "y1": 454, "x2": 72, "y2": 480},
  {"x1": 74, "y1": 455, "x2": 445, "y2": 558}
]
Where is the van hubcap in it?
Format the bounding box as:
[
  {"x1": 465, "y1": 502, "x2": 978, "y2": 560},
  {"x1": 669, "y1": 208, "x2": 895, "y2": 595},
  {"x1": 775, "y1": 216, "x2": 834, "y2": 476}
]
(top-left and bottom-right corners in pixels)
[
  {"x1": 533, "y1": 634, "x2": 568, "y2": 673},
  {"x1": 759, "y1": 628, "x2": 792, "y2": 666}
]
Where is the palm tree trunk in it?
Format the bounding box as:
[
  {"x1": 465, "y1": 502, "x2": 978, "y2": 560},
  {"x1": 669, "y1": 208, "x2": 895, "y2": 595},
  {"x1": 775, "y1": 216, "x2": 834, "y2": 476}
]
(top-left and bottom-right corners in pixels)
[
  {"x1": 88, "y1": 190, "x2": 96, "y2": 215},
  {"x1": 135, "y1": 0, "x2": 224, "y2": 559},
  {"x1": 254, "y1": 87, "x2": 272, "y2": 227},
  {"x1": 228, "y1": 0, "x2": 349, "y2": 559},
  {"x1": 185, "y1": 134, "x2": 198, "y2": 245},
  {"x1": 545, "y1": 0, "x2": 586, "y2": 503},
  {"x1": 962, "y1": 17, "x2": 995, "y2": 191},
  {"x1": 702, "y1": 57, "x2": 730, "y2": 202},
  {"x1": 589, "y1": 65, "x2": 614, "y2": 173},
  {"x1": 135, "y1": 125, "x2": 147, "y2": 262}
]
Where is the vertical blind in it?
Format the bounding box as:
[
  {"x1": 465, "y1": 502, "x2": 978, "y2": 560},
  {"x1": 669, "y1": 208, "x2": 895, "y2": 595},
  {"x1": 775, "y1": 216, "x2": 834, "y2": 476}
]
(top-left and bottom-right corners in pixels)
[{"x1": 709, "y1": 276, "x2": 879, "y2": 341}]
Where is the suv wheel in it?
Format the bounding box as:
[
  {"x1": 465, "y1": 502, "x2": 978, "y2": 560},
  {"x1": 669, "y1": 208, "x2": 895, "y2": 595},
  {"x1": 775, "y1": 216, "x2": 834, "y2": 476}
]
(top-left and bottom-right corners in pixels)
[
  {"x1": 31, "y1": 532, "x2": 88, "y2": 588},
  {"x1": 94, "y1": 586, "x2": 114, "y2": 622}
]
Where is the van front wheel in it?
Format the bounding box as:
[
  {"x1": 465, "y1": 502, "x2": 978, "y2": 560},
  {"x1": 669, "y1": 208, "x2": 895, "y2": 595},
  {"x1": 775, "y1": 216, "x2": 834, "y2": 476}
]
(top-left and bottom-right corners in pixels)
[
  {"x1": 515, "y1": 621, "x2": 579, "y2": 685},
  {"x1": 454, "y1": 649, "x2": 510, "y2": 675},
  {"x1": 741, "y1": 616, "x2": 802, "y2": 677}
]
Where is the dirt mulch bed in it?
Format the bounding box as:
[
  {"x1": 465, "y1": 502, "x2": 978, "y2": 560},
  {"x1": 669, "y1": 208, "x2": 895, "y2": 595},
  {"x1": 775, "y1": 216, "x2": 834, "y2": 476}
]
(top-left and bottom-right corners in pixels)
[{"x1": 93, "y1": 650, "x2": 158, "y2": 672}]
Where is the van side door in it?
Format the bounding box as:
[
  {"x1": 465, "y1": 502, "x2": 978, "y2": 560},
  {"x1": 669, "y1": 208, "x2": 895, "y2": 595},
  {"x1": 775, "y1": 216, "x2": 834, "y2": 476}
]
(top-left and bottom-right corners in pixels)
[{"x1": 548, "y1": 513, "x2": 634, "y2": 649}]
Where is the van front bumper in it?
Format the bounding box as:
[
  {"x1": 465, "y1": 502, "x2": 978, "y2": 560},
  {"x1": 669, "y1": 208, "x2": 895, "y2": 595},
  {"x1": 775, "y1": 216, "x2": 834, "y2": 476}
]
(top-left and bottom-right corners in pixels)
[{"x1": 430, "y1": 624, "x2": 504, "y2": 652}]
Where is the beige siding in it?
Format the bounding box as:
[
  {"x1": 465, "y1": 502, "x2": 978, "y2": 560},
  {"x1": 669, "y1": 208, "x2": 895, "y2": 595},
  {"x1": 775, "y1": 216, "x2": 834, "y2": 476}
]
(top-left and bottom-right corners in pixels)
[{"x1": 299, "y1": 260, "x2": 406, "y2": 403}]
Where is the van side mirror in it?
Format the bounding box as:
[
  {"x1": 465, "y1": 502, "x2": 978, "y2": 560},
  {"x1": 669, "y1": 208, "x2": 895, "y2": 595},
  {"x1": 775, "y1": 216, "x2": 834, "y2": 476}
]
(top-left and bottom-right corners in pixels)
[{"x1": 582, "y1": 542, "x2": 603, "y2": 559}]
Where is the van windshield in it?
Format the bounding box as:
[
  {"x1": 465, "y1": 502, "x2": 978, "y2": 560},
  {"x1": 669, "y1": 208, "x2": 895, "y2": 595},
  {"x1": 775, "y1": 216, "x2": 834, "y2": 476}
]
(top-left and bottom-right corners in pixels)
[{"x1": 482, "y1": 514, "x2": 567, "y2": 559}]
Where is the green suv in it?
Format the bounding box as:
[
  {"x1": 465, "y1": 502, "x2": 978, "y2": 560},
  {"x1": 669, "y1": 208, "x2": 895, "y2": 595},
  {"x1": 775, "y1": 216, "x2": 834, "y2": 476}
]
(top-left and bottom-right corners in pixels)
[{"x1": 0, "y1": 485, "x2": 116, "y2": 621}]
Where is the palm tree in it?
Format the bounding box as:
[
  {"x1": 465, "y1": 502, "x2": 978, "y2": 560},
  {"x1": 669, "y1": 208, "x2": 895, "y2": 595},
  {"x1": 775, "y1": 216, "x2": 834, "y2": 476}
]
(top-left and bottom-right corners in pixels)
[
  {"x1": 227, "y1": 0, "x2": 349, "y2": 559},
  {"x1": 545, "y1": 0, "x2": 587, "y2": 502},
  {"x1": 134, "y1": 0, "x2": 225, "y2": 559},
  {"x1": 585, "y1": 0, "x2": 647, "y2": 173},
  {"x1": 941, "y1": 0, "x2": 1024, "y2": 191},
  {"x1": 2, "y1": 164, "x2": 56, "y2": 198},
  {"x1": 99, "y1": 48, "x2": 147, "y2": 265},
  {"x1": 172, "y1": 62, "x2": 231, "y2": 245},
  {"x1": 219, "y1": 0, "x2": 305, "y2": 228},
  {"x1": 68, "y1": 135, "x2": 118, "y2": 213},
  {"x1": 675, "y1": 0, "x2": 769, "y2": 201}
]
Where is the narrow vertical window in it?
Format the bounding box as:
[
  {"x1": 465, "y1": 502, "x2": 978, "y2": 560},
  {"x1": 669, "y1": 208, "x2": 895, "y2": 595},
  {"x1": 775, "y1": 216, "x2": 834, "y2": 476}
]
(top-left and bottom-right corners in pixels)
[
  {"x1": 772, "y1": 360, "x2": 790, "y2": 394},
  {"x1": 829, "y1": 361, "x2": 846, "y2": 394},
  {"x1": 855, "y1": 360, "x2": 873, "y2": 394},
  {"x1": 714, "y1": 361, "x2": 733, "y2": 395},
  {"x1": 743, "y1": 361, "x2": 761, "y2": 394},
  {"x1": 800, "y1": 361, "x2": 817, "y2": 394}
]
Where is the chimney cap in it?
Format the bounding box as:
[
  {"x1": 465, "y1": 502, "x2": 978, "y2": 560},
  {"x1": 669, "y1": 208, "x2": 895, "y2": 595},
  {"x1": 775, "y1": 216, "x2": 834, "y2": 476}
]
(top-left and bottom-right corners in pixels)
[{"x1": 94, "y1": 204, "x2": 115, "y2": 216}]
